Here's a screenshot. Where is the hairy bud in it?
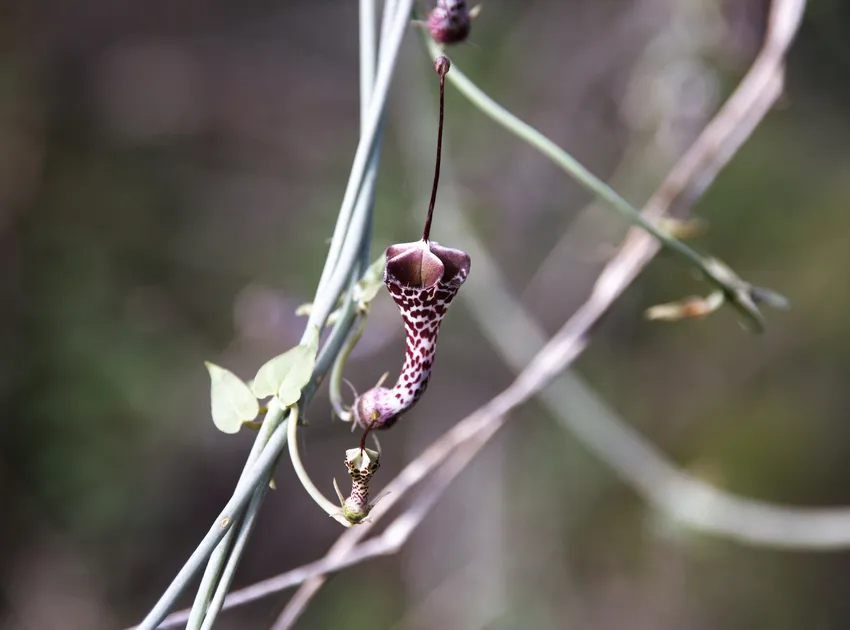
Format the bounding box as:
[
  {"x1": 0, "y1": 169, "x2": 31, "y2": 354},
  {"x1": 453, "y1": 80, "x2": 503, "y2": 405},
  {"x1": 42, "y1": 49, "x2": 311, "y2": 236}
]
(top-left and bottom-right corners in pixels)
[{"x1": 428, "y1": 0, "x2": 473, "y2": 45}]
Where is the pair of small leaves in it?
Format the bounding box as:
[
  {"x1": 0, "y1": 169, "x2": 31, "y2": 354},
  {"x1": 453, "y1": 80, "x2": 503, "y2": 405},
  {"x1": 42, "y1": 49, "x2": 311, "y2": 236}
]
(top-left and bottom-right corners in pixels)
[
  {"x1": 252, "y1": 326, "x2": 319, "y2": 404},
  {"x1": 645, "y1": 258, "x2": 789, "y2": 330},
  {"x1": 296, "y1": 253, "x2": 387, "y2": 324},
  {"x1": 206, "y1": 326, "x2": 320, "y2": 434}
]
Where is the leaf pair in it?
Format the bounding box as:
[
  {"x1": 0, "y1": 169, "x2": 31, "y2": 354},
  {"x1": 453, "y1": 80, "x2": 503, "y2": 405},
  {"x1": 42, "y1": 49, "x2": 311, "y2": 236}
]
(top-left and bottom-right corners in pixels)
[
  {"x1": 206, "y1": 327, "x2": 320, "y2": 434},
  {"x1": 645, "y1": 258, "x2": 789, "y2": 331}
]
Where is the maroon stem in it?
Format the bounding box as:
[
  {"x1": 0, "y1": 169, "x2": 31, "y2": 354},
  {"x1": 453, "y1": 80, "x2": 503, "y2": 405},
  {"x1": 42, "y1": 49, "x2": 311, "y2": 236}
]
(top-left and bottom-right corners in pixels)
[
  {"x1": 423, "y1": 58, "x2": 449, "y2": 242},
  {"x1": 359, "y1": 422, "x2": 372, "y2": 452}
]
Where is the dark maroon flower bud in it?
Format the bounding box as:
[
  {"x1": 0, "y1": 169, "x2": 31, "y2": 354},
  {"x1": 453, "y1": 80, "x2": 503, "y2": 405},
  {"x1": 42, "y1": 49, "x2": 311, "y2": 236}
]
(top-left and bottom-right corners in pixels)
[
  {"x1": 434, "y1": 55, "x2": 451, "y2": 77},
  {"x1": 428, "y1": 0, "x2": 473, "y2": 45}
]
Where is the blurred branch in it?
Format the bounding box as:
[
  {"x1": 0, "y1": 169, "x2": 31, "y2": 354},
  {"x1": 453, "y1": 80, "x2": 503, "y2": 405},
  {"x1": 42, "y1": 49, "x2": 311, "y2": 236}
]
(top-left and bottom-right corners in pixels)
[{"x1": 542, "y1": 372, "x2": 850, "y2": 550}]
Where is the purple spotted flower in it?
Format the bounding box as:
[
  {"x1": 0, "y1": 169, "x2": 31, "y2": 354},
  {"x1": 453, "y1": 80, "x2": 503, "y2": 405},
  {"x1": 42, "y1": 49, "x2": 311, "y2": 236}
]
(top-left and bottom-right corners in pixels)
[
  {"x1": 352, "y1": 240, "x2": 469, "y2": 430},
  {"x1": 351, "y1": 56, "x2": 471, "y2": 433}
]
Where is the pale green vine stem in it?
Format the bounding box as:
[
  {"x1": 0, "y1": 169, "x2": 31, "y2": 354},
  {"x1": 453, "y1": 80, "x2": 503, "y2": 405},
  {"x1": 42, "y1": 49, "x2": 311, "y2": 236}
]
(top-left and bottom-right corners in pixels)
[
  {"x1": 330, "y1": 313, "x2": 367, "y2": 422},
  {"x1": 314, "y1": 0, "x2": 410, "y2": 299},
  {"x1": 359, "y1": 0, "x2": 376, "y2": 121},
  {"x1": 198, "y1": 482, "x2": 270, "y2": 630},
  {"x1": 287, "y1": 405, "x2": 351, "y2": 527},
  {"x1": 424, "y1": 38, "x2": 766, "y2": 331}
]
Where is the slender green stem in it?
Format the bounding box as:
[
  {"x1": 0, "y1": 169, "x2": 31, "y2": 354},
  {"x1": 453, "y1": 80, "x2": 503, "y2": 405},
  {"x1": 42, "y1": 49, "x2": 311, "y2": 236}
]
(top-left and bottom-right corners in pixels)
[
  {"x1": 185, "y1": 524, "x2": 235, "y2": 629},
  {"x1": 331, "y1": 220, "x2": 375, "y2": 424},
  {"x1": 423, "y1": 38, "x2": 764, "y2": 331},
  {"x1": 198, "y1": 480, "x2": 270, "y2": 630},
  {"x1": 380, "y1": 0, "x2": 402, "y2": 51},
  {"x1": 360, "y1": 0, "x2": 376, "y2": 123},
  {"x1": 287, "y1": 405, "x2": 350, "y2": 525},
  {"x1": 185, "y1": 549, "x2": 222, "y2": 629},
  {"x1": 330, "y1": 313, "x2": 367, "y2": 421}
]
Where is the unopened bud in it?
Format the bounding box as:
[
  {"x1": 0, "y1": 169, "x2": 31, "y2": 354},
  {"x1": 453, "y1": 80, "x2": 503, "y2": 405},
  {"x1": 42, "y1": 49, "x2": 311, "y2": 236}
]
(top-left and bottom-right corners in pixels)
[
  {"x1": 428, "y1": 0, "x2": 474, "y2": 45},
  {"x1": 339, "y1": 447, "x2": 381, "y2": 524}
]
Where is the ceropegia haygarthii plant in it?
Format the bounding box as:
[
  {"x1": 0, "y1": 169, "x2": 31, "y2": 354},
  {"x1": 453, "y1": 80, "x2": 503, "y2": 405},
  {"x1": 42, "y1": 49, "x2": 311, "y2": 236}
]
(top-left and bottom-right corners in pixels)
[
  {"x1": 333, "y1": 447, "x2": 383, "y2": 524},
  {"x1": 351, "y1": 56, "x2": 470, "y2": 435}
]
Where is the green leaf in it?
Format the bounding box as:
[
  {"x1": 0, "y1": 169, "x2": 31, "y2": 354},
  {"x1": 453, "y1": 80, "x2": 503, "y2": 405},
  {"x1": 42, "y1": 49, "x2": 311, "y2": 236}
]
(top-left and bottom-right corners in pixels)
[
  {"x1": 206, "y1": 363, "x2": 260, "y2": 434},
  {"x1": 354, "y1": 253, "x2": 386, "y2": 307},
  {"x1": 252, "y1": 326, "x2": 320, "y2": 406}
]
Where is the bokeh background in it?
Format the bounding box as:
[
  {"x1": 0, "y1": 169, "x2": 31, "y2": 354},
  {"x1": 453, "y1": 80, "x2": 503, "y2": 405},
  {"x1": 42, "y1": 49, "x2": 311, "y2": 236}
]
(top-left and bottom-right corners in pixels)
[{"x1": 2, "y1": 0, "x2": 850, "y2": 628}]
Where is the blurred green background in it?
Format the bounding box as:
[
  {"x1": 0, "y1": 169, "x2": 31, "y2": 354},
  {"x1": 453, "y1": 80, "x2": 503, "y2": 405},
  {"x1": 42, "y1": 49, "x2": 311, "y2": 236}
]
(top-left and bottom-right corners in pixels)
[{"x1": 3, "y1": 0, "x2": 850, "y2": 628}]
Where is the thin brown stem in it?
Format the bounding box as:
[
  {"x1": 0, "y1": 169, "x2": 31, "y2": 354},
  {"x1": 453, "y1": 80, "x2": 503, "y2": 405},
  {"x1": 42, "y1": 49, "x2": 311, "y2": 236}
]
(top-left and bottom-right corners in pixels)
[
  {"x1": 423, "y1": 56, "x2": 450, "y2": 241},
  {"x1": 359, "y1": 421, "x2": 374, "y2": 452}
]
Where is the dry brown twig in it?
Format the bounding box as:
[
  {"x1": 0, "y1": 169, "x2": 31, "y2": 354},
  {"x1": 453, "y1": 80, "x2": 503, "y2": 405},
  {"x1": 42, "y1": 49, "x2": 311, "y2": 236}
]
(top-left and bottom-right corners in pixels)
[{"x1": 155, "y1": 1, "x2": 809, "y2": 627}]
